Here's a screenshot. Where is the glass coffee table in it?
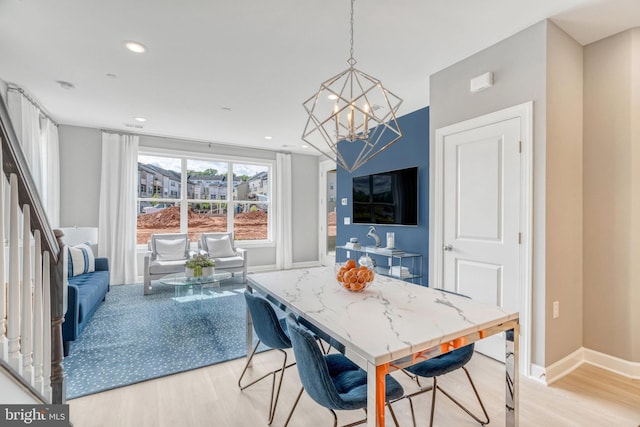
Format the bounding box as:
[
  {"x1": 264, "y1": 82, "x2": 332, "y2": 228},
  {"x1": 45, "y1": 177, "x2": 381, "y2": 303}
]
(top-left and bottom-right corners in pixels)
[{"x1": 159, "y1": 271, "x2": 233, "y2": 303}]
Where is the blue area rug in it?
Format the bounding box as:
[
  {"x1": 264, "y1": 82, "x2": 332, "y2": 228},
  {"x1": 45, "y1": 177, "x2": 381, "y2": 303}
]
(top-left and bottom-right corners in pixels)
[{"x1": 65, "y1": 281, "x2": 256, "y2": 399}]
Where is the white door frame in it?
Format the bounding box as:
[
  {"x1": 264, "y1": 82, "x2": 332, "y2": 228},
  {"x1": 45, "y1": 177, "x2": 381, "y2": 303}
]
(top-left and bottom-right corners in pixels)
[
  {"x1": 432, "y1": 101, "x2": 533, "y2": 376},
  {"x1": 319, "y1": 159, "x2": 336, "y2": 266}
]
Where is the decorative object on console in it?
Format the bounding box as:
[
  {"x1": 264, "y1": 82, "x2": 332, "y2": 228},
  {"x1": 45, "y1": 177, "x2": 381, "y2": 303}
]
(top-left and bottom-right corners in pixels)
[
  {"x1": 301, "y1": 0, "x2": 403, "y2": 173},
  {"x1": 344, "y1": 238, "x2": 361, "y2": 250},
  {"x1": 367, "y1": 226, "x2": 381, "y2": 247},
  {"x1": 386, "y1": 232, "x2": 395, "y2": 249},
  {"x1": 357, "y1": 254, "x2": 375, "y2": 269},
  {"x1": 185, "y1": 254, "x2": 215, "y2": 277}
]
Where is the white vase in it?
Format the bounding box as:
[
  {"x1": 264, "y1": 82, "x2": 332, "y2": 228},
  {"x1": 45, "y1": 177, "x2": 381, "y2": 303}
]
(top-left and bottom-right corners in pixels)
[{"x1": 185, "y1": 266, "x2": 214, "y2": 277}]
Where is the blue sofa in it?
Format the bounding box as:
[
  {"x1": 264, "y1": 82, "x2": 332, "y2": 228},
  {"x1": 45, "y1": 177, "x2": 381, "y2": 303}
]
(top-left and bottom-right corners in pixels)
[{"x1": 63, "y1": 257, "x2": 110, "y2": 356}]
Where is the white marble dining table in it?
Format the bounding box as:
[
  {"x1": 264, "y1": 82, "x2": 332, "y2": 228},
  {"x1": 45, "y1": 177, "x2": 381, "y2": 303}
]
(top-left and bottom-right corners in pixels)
[{"x1": 246, "y1": 266, "x2": 520, "y2": 427}]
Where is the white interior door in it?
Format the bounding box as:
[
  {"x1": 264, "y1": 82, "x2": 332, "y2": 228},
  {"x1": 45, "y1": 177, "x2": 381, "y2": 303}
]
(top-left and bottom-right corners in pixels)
[{"x1": 441, "y1": 117, "x2": 521, "y2": 362}]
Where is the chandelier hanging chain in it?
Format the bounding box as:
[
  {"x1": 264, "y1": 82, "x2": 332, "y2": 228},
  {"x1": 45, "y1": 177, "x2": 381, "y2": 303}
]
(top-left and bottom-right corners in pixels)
[
  {"x1": 301, "y1": 0, "x2": 403, "y2": 173},
  {"x1": 349, "y1": 0, "x2": 355, "y2": 64}
]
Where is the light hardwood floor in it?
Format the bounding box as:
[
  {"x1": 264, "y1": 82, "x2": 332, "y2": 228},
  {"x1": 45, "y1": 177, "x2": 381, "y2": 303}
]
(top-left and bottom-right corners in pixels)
[{"x1": 69, "y1": 350, "x2": 640, "y2": 427}]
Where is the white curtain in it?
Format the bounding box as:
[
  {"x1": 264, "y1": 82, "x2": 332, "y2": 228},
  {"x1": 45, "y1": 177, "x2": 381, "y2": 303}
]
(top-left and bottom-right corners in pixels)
[
  {"x1": 40, "y1": 118, "x2": 60, "y2": 227},
  {"x1": 6, "y1": 89, "x2": 60, "y2": 227},
  {"x1": 275, "y1": 152, "x2": 293, "y2": 269},
  {"x1": 98, "y1": 132, "x2": 138, "y2": 285}
]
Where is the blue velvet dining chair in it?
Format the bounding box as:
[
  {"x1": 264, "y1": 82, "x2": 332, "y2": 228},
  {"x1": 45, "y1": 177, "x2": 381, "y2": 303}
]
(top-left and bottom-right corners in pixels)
[
  {"x1": 238, "y1": 290, "x2": 294, "y2": 425},
  {"x1": 395, "y1": 290, "x2": 490, "y2": 427},
  {"x1": 284, "y1": 314, "x2": 405, "y2": 427}
]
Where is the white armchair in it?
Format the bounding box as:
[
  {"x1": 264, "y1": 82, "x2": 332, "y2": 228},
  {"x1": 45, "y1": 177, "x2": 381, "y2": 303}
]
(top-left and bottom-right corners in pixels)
[
  {"x1": 143, "y1": 233, "x2": 192, "y2": 295},
  {"x1": 198, "y1": 232, "x2": 248, "y2": 283}
]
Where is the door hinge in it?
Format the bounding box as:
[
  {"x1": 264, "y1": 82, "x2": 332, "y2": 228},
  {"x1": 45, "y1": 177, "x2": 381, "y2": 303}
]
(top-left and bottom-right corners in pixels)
[
  {"x1": 519, "y1": 141, "x2": 522, "y2": 153},
  {"x1": 518, "y1": 232, "x2": 522, "y2": 244}
]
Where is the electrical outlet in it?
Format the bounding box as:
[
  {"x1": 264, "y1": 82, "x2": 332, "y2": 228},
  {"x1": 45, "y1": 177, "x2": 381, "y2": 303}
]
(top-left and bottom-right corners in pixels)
[
  {"x1": 553, "y1": 301, "x2": 560, "y2": 319},
  {"x1": 341, "y1": 198, "x2": 348, "y2": 206},
  {"x1": 346, "y1": 250, "x2": 351, "y2": 258}
]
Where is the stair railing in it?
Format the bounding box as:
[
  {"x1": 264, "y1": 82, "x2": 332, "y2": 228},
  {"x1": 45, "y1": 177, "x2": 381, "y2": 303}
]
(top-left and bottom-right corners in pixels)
[{"x1": 0, "y1": 96, "x2": 65, "y2": 404}]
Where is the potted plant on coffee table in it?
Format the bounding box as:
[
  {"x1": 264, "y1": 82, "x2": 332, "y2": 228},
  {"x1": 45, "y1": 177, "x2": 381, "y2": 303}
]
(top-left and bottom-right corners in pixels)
[{"x1": 185, "y1": 254, "x2": 215, "y2": 278}]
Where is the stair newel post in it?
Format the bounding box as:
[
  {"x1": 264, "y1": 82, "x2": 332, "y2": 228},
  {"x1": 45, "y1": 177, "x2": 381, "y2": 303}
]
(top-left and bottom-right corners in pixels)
[
  {"x1": 7, "y1": 173, "x2": 20, "y2": 372},
  {"x1": 21, "y1": 203, "x2": 33, "y2": 384},
  {"x1": 33, "y1": 229, "x2": 44, "y2": 394},
  {"x1": 50, "y1": 229, "x2": 66, "y2": 403}
]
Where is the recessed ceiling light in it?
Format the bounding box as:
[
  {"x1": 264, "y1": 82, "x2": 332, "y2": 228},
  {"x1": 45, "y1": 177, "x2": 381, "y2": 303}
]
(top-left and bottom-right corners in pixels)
[
  {"x1": 56, "y1": 80, "x2": 75, "y2": 90},
  {"x1": 264, "y1": 136, "x2": 273, "y2": 140},
  {"x1": 106, "y1": 73, "x2": 118, "y2": 79},
  {"x1": 221, "y1": 107, "x2": 231, "y2": 111},
  {"x1": 134, "y1": 117, "x2": 147, "y2": 122},
  {"x1": 124, "y1": 41, "x2": 147, "y2": 53}
]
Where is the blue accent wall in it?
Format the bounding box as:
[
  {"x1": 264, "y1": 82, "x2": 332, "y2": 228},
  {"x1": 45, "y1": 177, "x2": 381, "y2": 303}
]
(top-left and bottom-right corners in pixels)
[{"x1": 336, "y1": 107, "x2": 429, "y2": 285}]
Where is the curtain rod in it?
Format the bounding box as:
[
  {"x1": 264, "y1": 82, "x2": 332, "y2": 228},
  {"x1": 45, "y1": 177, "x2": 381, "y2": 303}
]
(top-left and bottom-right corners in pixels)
[{"x1": 7, "y1": 85, "x2": 59, "y2": 127}]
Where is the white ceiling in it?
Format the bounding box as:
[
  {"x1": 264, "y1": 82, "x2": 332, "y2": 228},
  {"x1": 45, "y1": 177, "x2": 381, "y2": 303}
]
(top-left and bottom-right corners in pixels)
[{"x1": 0, "y1": 0, "x2": 638, "y2": 155}]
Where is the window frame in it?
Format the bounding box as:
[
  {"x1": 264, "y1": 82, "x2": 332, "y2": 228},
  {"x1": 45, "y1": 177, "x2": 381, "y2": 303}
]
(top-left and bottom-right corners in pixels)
[{"x1": 137, "y1": 148, "x2": 275, "y2": 248}]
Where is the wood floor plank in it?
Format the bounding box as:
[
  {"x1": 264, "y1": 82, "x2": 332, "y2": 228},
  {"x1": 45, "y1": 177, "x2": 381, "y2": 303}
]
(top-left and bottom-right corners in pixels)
[{"x1": 69, "y1": 350, "x2": 640, "y2": 427}]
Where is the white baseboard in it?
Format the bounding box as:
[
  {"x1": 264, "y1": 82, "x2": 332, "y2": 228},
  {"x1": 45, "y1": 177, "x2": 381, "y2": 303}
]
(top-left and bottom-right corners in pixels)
[
  {"x1": 531, "y1": 347, "x2": 640, "y2": 385},
  {"x1": 544, "y1": 348, "x2": 585, "y2": 385},
  {"x1": 529, "y1": 363, "x2": 547, "y2": 384},
  {"x1": 582, "y1": 348, "x2": 640, "y2": 380}
]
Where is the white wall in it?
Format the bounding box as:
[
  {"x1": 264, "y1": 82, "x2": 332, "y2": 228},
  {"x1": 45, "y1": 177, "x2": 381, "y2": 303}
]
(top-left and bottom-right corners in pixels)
[{"x1": 57, "y1": 125, "x2": 321, "y2": 275}]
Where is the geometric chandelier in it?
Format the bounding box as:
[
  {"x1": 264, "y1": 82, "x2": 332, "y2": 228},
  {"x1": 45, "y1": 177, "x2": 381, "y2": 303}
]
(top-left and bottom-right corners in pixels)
[{"x1": 301, "y1": 0, "x2": 403, "y2": 173}]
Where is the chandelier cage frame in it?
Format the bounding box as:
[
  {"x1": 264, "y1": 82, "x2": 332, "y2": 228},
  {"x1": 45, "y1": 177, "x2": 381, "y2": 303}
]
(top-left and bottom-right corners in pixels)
[{"x1": 301, "y1": 0, "x2": 403, "y2": 173}]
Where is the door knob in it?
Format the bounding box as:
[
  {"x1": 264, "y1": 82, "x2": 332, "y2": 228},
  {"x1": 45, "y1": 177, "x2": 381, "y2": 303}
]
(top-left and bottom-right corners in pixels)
[{"x1": 442, "y1": 244, "x2": 453, "y2": 251}]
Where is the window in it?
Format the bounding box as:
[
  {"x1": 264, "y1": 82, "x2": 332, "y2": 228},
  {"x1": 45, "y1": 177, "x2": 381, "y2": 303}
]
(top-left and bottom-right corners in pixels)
[{"x1": 136, "y1": 153, "x2": 272, "y2": 245}]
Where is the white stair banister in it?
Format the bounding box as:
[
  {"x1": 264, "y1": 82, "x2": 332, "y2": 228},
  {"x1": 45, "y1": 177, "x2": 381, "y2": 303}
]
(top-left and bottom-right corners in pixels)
[
  {"x1": 21, "y1": 204, "x2": 33, "y2": 385},
  {"x1": 33, "y1": 230, "x2": 44, "y2": 393},
  {"x1": 7, "y1": 173, "x2": 20, "y2": 372},
  {"x1": 43, "y1": 251, "x2": 52, "y2": 401}
]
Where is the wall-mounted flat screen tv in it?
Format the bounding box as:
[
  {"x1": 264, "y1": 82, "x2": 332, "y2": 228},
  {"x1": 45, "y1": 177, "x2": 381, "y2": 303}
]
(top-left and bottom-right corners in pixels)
[{"x1": 352, "y1": 166, "x2": 418, "y2": 225}]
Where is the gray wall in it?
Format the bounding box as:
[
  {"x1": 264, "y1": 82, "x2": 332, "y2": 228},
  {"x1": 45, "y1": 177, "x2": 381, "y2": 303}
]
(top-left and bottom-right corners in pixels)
[
  {"x1": 583, "y1": 28, "x2": 640, "y2": 363},
  {"x1": 544, "y1": 22, "x2": 584, "y2": 366},
  {"x1": 291, "y1": 154, "x2": 319, "y2": 263},
  {"x1": 429, "y1": 20, "x2": 586, "y2": 368},
  {"x1": 429, "y1": 20, "x2": 549, "y2": 367},
  {"x1": 58, "y1": 125, "x2": 102, "y2": 226},
  {"x1": 57, "y1": 125, "x2": 321, "y2": 274}
]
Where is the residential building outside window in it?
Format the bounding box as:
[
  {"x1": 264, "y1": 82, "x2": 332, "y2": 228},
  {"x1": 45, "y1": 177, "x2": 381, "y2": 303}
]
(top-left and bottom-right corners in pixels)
[{"x1": 136, "y1": 153, "x2": 272, "y2": 245}]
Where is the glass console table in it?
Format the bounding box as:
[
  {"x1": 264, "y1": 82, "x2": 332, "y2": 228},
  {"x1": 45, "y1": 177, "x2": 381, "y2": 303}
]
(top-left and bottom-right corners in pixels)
[{"x1": 336, "y1": 245, "x2": 423, "y2": 285}]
